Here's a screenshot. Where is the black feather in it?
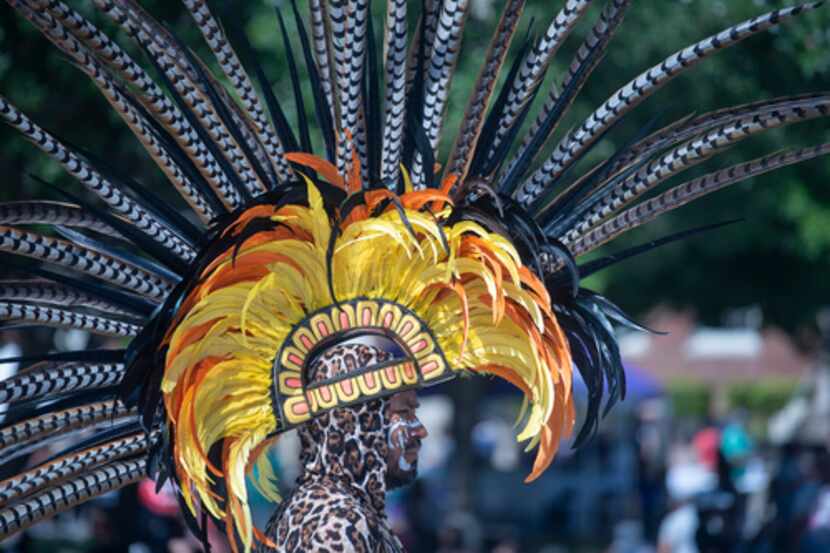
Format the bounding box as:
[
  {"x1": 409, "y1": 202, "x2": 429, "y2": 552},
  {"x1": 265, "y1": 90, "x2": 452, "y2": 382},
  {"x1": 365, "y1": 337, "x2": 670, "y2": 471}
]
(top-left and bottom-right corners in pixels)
[
  {"x1": 560, "y1": 316, "x2": 602, "y2": 447},
  {"x1": 402, "y1": 1, "x2": 430, "y2": 172},
  {"x1": 141, "y1": 50, "x2": 242, "y2": 211},
  {"x1": 577, "y1": 289, "x2": 664, "y2": 335},
  {"x1": 39, "y1": 422, "x2": 145, "y2": 467},
  {"x1": 578, "y1": 219, "x2": 743, "y2": 277},
  {"x1": 406, "y1": 109, "x2": 436, "y2": 186},
  {"x1": 39, "y1": 177, "x2": 191, "y2": 276},
  {"x1": 178, "y1": 44, "x2": 266, "y2": 199},
  {"x1": 115, "y1": 80, "x2": 227, "y2": 217},
  {"x1": 481, "y1": 92, "x2": 537, "y2": 179},
  {"x1": 573, "y1": 301, "x2": 625, "y2": 416},
  {"x1": 500, "y1": 38, "x2": 606, "y2": 197},
  {"x1": 540, "y1": 153, "x2": 651, "y2": 235},
  {"x1": 0, "y1": 416, "x2": 138, "y2": 469},
  {"x1": 468, "y1": 34, "x2": 535, "y2": 179},
  {"x1": 289, "y1": 0, "x2": 336, "y2": 162},
  {"x1": 8, "y1": 257, "x2": 156, "y2": 317},
  {"x1": 225, "y1": 10, "x2": 300, "y2": 163},
  {"x1": 51, "y1": 139, "x2": 204, "y2": 247},
  {"x1": 537, "y1": 112, "x2": 668, "y2": 232},
  {"x1": 276, "y1": 6, "x2": 313, "y2": 154},
  {"x1": 528, "y1": 104, "x2": 640, "y2": 218},
  {"x1": 0, "y1": 386, "x2": 125, "y2": 429},
  {"x1": 368, "y1": 196, "x2": 419, "y2": 244},
  {"x1": 54, "y1": 225, "x2": 181, "y2": 285},
  {"x1": 0, "y1": 348, "x2": 125, "y2": 367},
  {"x1": 541, "y1": 238, "x2": 580, "y2": 300},
  {"x1": 365, "y1": 12, "x2": 382, "y2": 187},
  {"x1": 252, "y1": 64, "x2": 300, "y2": 159}
]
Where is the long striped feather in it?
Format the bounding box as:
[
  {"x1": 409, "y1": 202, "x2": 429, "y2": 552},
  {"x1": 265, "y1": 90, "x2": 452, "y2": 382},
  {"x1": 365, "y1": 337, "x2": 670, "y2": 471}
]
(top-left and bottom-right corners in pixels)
[
  {"x1": 348, "y1": 0, "x2": 371, "y2": 182},
  {"x1": 405, "y1": 0, "x2": 441, "y2": 95},
  {"x1": 182, "y1": 0, "x2": 293, "y2": 184},
  {"x1": 9, "y1": 263, "x2": 154, "y2": 317},
  {"x1": 8, "y1": 1, "x2": 214, "y2": 244},
  {"x1": 515, "y1": 2, "x2": 824, "y2": 207},
  {"x1": 0, "y1": 226, "x2": 173, "y2": 300},
  {"x1": 0, "y1": 280, "x2": 141, "y2": 318},
  {"x1": 330, "y1": 0, "x2": 370, "y2": 180},
  {"x1": 0, "y1": 201, "x2": 119, "y2": 236},
  {"x1": 0, "y1": 400, "x2": 134, "y2": 455},
  {"x1": 0, "y1": 96, "x2": 194, "y2": 262},
  {"x1": 92, "y1": 0, "x2": 256, "y2": 206},
  {"x1": 503, "y1": 0, "x2": 630, "y2": 189},
  {"x1": 568, "y1": 143, "x2": 830, "y2": 256},
  {"x1": 605, "y1": 92, "x2": 830, "y2": 177},
  {"x1": 379, "y1": 0, "x2": 408, "y2": 184},
  {"x1": 0, "y1": 432, "x2": 146, "y2": 506},
  {"x1": 53, "y1": 224, "x2": 181, "y2": 285},
  {"x1": 540, "y1": 93, "x2": 830, "y2": 227},
  {"x1": 444, "y1": 0, "x2": 526, "y2": 186},
  {"x1": 309, "y1": 0, "x2": 337, "y2": 125},
  {"x1": 177, "y1": 50, "x2": 274, "y2": 199},
  {"x1": 487, "y1": 0, "x2": 592, "y2": 160},
  {"x1": 0, "y1": 458, "x2": 146, "y2": 540},
  {"x1": 121, "y1": 0, "x2": 275, "y2": 190},
  {"x1": 411, "y1": 0, "x2": 471, "y2": 187},
  {"x1": 562, "y1": 97, "x2": 830, "y2": 240},
  {"x1": 0, "y1": 359, "x2": 126, "y2": 405},
  {"x1": 0, "y1": 302, "x2": 141, "y2": 337},
  {"x1": 29, "y1": 0, "x2": 226, "y2": 224}
]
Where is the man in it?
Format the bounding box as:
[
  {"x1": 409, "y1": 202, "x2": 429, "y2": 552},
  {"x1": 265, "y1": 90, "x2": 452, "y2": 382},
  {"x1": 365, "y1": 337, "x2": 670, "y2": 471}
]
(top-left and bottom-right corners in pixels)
[{"x1": 261, "y1": 343, "x2": 427, "y2": 552}]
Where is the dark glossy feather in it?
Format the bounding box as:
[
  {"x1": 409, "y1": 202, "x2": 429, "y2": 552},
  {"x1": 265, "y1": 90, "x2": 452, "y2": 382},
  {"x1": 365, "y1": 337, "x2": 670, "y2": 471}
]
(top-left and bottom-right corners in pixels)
[
  {"x1": 276, "y1": 6, "x2": 313, "y2": 154},
  {"x1": 290, "y1": 0, "x2": 336, "y2": 162},
  {"x1": 578, "y1": 219, "x2": 742, "y2": 278}
]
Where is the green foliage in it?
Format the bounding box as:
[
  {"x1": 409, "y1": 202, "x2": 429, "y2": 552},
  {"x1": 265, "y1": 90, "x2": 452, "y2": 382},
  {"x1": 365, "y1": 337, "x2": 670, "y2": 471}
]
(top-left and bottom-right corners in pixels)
[
  {"x1": 667, "y1": 379, "x2": 797, "y2": 419},
  {"x1": 1, "y1": 0, "x2": 828, "y2": 332},
  {"x1": 728, "y1": 379, "x2": 799, "y2": 416},
  {"x1": 667, "y1": 380, "x2": 711, "y2": 419}
]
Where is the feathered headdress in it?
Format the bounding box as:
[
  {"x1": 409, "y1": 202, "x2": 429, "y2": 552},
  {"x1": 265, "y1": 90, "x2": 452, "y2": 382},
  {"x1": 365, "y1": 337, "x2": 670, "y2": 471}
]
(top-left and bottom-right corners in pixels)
[{"x1": 0, "y1": 0, "x2": 827, "y2": 551}]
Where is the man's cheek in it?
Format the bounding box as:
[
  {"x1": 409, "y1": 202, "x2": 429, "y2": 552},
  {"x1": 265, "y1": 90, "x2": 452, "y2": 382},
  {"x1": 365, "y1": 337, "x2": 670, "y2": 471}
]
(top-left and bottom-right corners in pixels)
[{"x1": 387, "y1": 417, "x2": 413, "y2": 468}]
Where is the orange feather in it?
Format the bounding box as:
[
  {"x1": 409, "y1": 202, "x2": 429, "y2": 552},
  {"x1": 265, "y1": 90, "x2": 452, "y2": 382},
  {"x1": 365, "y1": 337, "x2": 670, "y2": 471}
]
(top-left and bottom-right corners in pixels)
[{"x1": 284, "y1": 152, "x2": 346, "y2": 189}]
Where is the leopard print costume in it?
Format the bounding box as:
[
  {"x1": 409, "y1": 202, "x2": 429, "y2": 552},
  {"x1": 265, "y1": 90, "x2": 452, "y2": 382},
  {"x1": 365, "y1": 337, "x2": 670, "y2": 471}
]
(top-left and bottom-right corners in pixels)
[{"x1": 258, "y1": 343, "x2": 406, "y2": 552}]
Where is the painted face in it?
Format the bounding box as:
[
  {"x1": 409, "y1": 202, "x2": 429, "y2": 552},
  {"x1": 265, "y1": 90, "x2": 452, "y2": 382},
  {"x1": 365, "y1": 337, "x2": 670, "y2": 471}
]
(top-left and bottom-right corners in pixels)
[{"x1": 384, "y1": 390, "x2": 428, "y2": 489}]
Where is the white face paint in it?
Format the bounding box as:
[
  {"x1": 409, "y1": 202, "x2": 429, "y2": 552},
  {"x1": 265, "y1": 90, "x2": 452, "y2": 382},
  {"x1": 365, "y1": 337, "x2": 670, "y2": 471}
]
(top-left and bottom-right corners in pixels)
[
  {"x1": 385, "y1": 390, "x2": 427, "y2": 489},
  {"x1": 387, "y1": 418, "x2": 424, "y2": 472}
]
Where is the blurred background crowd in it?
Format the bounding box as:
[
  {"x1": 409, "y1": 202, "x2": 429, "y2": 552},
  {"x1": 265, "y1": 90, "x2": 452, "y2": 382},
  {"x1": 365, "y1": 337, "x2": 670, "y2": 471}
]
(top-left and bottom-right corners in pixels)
[
  {"x1": 1, "y1": 0, "x2": 830, "y2": 551},
  {"x1": 4, "y1": 318, "x2": 830, "y2": 553}
]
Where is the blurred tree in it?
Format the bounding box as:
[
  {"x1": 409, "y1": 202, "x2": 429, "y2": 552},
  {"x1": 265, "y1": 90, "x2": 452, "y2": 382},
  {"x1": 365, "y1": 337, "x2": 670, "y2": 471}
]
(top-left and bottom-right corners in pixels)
[{"x1": 0, "y1": 0, "x2": 828, "y2": 334}]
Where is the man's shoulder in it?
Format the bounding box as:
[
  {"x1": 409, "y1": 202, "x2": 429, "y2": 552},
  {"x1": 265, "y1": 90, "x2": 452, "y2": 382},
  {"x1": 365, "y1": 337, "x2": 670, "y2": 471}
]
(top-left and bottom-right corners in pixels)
[
  {"x1": 290, "y1": 481, "x2": 374, "y2": 521},
  {"x1": 262, "y1": 483, "x2": 384, "y2": 552}
]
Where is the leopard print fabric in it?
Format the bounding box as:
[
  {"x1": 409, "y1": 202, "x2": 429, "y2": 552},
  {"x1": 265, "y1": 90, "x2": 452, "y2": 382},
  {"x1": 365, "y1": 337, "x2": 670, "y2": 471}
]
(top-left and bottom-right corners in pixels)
[{"x1": 258, "y1": 343, "x2": 405, "y2": 552}]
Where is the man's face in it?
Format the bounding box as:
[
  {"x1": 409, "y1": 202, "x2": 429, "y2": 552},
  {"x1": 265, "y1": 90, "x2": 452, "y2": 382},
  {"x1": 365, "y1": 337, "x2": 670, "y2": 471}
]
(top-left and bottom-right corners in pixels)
[{"x1": 385, "y1": 390, "x2": 428, "y2": 489}]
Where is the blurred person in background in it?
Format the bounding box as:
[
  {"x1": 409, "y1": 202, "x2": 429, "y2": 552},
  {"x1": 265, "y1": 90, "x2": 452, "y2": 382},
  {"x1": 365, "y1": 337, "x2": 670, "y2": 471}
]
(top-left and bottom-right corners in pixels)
[
  {"x1": 797, "y1": 447, "x2": 830, "y2": 552},
  {"x1": 434, "y1": 511, "x2": 480, "y2": 553},
  {"x1": 656, "y1": 443, "x2": 716, "y2": 553}
]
